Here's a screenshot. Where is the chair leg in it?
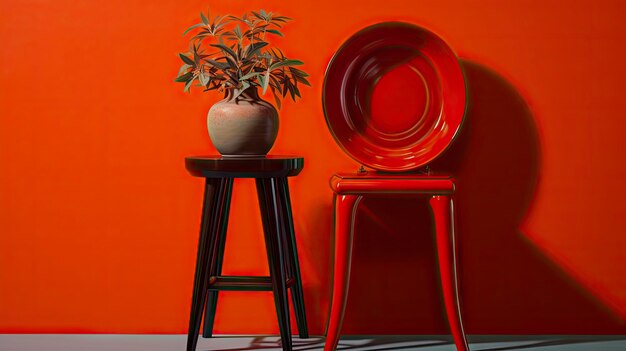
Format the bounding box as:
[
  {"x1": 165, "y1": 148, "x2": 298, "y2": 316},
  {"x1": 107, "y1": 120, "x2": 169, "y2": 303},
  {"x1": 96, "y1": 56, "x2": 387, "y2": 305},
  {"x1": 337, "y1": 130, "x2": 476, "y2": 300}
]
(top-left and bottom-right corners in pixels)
[
  {"x1": 324, "y1": 194, "x2": 362, "y2": 351},
  {"x1": 257, "y1": 178, "x2": 292, "y2": 351},
  {"x1": 429, "y1": 195, "x2": 469, "y2": 351},
  {"x1": 277, "y1": 177, "x2": 309, "y2": 339},
  {"x1": 202, "y1": 178, "x2": 234, "y2": 338},
  {"x1": 186, "y1": 178, "x2": 228, "y2": 351}
]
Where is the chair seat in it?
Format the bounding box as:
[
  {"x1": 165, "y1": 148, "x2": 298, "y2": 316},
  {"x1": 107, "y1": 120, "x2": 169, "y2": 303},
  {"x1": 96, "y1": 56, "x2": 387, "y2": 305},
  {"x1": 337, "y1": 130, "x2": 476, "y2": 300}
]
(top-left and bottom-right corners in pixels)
[{"x1": 330, "y1": 172, "x2": 455, "y2": 194}]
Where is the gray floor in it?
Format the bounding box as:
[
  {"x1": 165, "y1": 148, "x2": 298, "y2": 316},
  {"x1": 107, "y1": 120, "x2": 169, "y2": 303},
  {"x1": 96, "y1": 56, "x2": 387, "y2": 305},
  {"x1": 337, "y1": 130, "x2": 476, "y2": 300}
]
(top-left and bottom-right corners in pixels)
[{"x1": 1, "y1": 335, "x2": 626, "y2": 351}]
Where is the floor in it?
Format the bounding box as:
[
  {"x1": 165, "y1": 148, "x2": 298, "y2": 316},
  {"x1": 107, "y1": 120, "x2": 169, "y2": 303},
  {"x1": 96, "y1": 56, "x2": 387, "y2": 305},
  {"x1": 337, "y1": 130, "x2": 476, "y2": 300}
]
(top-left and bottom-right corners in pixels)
[{"x1": 2, "y1": 335, "x2": 626, "y2": 351}]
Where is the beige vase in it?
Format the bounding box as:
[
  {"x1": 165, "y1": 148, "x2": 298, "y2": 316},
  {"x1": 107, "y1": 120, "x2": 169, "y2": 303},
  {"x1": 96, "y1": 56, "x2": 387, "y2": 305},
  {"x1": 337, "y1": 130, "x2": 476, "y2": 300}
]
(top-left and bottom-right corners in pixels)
[{"x1": 207, "y1": 88, "x2": 279, "y2": 157}]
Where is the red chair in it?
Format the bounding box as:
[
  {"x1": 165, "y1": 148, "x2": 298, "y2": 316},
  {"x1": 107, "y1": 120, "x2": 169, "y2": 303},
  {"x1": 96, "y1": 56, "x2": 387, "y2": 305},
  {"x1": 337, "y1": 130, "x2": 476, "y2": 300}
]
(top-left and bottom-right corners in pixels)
[
  {"x1": 324, "y1": 172, "x2": 469, "y2": 351},
  {"x1": 321, "y1": 21, "x2": 469, "y2": 351}
]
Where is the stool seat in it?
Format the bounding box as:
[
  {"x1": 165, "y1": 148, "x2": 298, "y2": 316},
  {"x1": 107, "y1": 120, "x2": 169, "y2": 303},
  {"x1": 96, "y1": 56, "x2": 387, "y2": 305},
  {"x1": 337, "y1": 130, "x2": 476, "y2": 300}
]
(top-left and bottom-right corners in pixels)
[
  {"x1": 325, "y1": 171, "x2": 469, "y2": 351},
  {"x1": 186, "y1": 155, "x2": 304, "y2": 178},
  {"x1": 184, "y1": 156, "x2": 308, "y2": 351}
]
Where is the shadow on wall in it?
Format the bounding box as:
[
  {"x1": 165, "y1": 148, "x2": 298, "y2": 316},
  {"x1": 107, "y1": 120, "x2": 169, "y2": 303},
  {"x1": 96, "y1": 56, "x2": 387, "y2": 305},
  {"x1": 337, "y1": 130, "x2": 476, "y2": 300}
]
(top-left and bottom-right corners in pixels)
[{"x1": 330, "y1": 60, "x2": 626, "y2": 334}]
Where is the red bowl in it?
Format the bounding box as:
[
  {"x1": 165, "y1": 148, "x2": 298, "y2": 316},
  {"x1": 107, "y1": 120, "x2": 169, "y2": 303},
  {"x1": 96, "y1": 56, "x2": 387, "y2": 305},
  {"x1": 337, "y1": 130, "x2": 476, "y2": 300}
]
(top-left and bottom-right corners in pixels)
[{"x1": 323, "y1": 22, "x2": 467, "y2": 172}]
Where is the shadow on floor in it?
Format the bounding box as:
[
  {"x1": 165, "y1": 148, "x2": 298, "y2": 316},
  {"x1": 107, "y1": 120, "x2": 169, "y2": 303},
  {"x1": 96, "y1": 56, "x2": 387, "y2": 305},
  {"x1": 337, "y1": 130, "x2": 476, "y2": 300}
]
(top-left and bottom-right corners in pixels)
[{"x1": 198, "y1": 335, "x2": 626, "y2": 351}]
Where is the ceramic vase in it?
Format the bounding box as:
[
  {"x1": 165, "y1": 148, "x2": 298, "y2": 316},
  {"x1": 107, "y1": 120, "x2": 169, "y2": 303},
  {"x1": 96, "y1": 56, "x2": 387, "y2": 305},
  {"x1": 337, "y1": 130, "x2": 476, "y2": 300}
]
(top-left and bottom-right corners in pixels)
[{"x1": 207, "y1": 88, "x2": 278, "y2": 157}]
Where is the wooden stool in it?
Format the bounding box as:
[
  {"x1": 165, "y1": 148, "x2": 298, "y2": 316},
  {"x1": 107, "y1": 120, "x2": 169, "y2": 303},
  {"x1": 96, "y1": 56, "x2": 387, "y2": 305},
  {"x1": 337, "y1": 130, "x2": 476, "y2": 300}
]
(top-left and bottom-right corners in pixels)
[
  {"x1": 324, "y1": 172, "x2": 469, "y2": 351},
  {"x1": 184, "y1": 156, "x2": 309, "y2": 351}
]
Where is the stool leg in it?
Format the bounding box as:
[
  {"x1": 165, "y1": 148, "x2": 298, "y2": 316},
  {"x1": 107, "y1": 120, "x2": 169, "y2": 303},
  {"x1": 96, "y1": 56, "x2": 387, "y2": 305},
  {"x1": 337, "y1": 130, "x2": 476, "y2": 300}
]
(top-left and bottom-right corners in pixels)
[
  {"x1": 324, "y1": 194, "x2": 362, "y2": 351},
  {"x1": 187, "y1": 178, "x2": 228, "y2": 351},
  {"x1": 277, "y1": 177, "x2": 309, "y2": 339},
  {"x1": 429, "y1": 195, "x2": 469, "y2": 351},
  {"x1": 202, "y1": 178, "x2": 234, "y2": 338},
  {"x1": 257, "y1": 178, "x2": 292, "y2": 351}
]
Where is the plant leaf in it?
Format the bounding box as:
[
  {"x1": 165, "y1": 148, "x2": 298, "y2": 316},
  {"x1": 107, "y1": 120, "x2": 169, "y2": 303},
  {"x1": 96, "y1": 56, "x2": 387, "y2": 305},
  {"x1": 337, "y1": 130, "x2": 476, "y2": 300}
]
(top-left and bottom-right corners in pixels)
[
  {"x1": 293, "y1": 83, "x2": 301, "y2": 98},
  {"x1": 289, "y1": 67, "x2": 311, "y2": 86},
  {"x1": 257, "y1": 74, "x2": 266, "y2": 93},
  {"x1": 205, "y1": 59, "x2": 230, "y2": 70},
  {"x1": 240, "y1": 71, "x2": 260, "y2": 81},
  {"x1": 273, "y1": 16, "x2": 292, "y2": 22},
  {"x1": 200, "y1": 12, "x2": 209, "y2": 25},
  {"x1": 266, "y1": 29, "x2": 283, "y2": 36},
  {"x1": 270, "y1": 60, "x2": 302, "y2": 71},
  {"x1": 179, "y1": 53, "x2": 195, "y2": 65},
  {"x1": 293, "y1": 74, "x2": 311, "y2": 86},
  {"x1": 274, "y1": 93, "x2": 282, "y2": 110},
  {"x1": 183, "y1": 23, "x2": 204, "y2": 36},
  {"x1": 288, "y1": 82, "x2": 295, "y2": 100},
  {"x1": 214, "y1": 15, "x2": 231, "y2": 29},
  {"x1": 191, "y1": 33, "x2": 209, "y2": 41},
  {"x1": 262, "y1": 70, "x2": 270, "y2": 94},
  {"x1": 177, "y1": 64, "x2": 192, "y2": 77},
  {"x1": 269, "y1": 21, "x2": 282, "y2": 28},
  {"x1": 233, "y1": 24, "x2": 243, "y2": 40},
  {"x1": 269, "y1": 76, "x2": 283, "y2": 94},
  {"x1": 245, "y1": 41, "x2": 268, "y2": 58},
  {"x1": 289, "y1": 67, "x2": 309, "y2": 77},
  {"x1": 232, "y1": 81, "x2": 251, "y2": 100},
  {"x1": 174, "y1": 71, "x2": 194, "y2": 83},
  {"x1": 210, "y1": 43, "x2": 237, "y2": 60},
  {"x1": 184, "y1": 78, "x2": 194, "y2": 93},
  {"x1": 198, "y1": 72, "x2": 211, "y2": 86},
  {"x1": 224, "y1": 56, "x2": 238, "y2": 70}
]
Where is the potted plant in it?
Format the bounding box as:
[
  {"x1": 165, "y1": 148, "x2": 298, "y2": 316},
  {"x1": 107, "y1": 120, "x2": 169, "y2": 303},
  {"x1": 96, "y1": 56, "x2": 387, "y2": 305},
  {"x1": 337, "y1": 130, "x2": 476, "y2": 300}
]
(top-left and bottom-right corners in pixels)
[{"x1": 175, "y1": 9, "x2": 310, "y2": 156}]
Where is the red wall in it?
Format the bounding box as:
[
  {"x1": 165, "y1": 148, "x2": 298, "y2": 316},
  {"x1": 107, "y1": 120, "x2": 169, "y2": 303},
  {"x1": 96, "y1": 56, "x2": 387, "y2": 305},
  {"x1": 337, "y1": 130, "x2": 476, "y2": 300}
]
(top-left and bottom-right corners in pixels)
[{"x1": 1, "y1": 0, "x2": 626, "y2": 335}]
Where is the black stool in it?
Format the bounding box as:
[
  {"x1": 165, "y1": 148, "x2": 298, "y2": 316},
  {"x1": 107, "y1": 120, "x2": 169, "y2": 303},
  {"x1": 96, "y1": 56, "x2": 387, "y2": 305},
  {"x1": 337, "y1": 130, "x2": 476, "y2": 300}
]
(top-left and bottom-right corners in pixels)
[{"x1": 184, "y1": 156, "x2": 309, "y2": 351}]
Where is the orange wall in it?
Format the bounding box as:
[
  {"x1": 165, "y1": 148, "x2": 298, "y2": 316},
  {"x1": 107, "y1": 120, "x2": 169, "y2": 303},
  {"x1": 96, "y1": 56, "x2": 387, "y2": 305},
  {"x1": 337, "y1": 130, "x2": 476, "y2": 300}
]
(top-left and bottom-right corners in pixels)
[{"x1": 1, "y1": 0, "x2": 626, "y2": 334}]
